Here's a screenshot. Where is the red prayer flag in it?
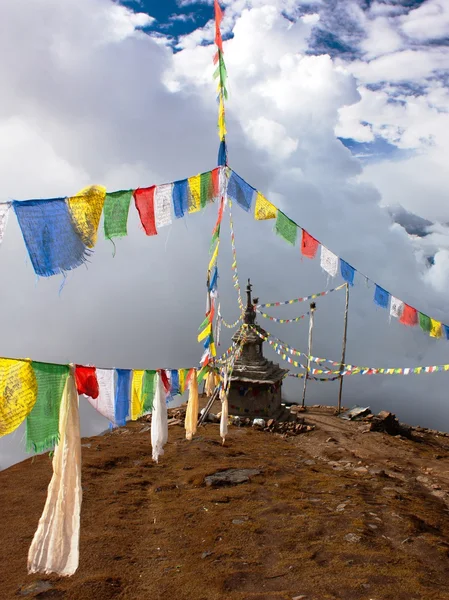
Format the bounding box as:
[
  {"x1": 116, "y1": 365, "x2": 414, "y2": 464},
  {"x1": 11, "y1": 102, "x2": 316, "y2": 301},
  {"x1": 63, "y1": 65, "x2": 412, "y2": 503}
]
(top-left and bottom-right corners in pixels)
[
  {"x1": 75, "y1": 365, "x2": 99, "y2": 399},
  {"x1": 400, "y1": 304, "x2": 418, "y2": 326},
  {"x1": 301, "y1": 230, "x2": 319, "y2": 259},
  {"x1": 214, "y1": 0, "x2": 223, "y2": 51},
  {"x1": 212, "y1": 167, "x2": 220, "y2": 197},
  {"x1": 134, "y1": 186, "x2": 157, "y2": 236},
  {"x1": 159, "y1": 369, "x2": 171, "y2": 395}
]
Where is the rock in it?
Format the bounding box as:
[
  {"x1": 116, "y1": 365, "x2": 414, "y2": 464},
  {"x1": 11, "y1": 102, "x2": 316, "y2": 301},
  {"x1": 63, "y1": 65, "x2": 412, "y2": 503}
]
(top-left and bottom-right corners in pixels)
[
  {"x1": 17, "y1": 581, "x2": 54, "y2": 596},
  {"x1": 304, "y1": 460, "x2": 316, "y2": 466},
  {"x1": 201, "y1": 551, "x2": 213, "y2": 559},
  {"x1": 292, "y1": 596, "x2": 307, "y2": 600},
  {"x1": 344, "y1": 533, "x2": 361, "y2": 543},
  {"x1": 336, "y1": 502, "x2": 348, "y2": 512},
  {"x1": 354, "y1": 467, "x2": 368, "y2": 474},
  {"x1": 204, "y1": 468, "x2": 261, "y2": 487},
  {"x1": 253, "y1": 418, "x2": 266, "y2": 428},
  {"x1": 326, "y1": 437, "x2": 336, "y2": 443}
]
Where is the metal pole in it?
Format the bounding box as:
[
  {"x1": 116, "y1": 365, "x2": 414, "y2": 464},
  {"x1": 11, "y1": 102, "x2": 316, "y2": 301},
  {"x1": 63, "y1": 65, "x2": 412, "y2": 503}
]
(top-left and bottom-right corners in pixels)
[
  {"x1": 337, "y1": 283, "x2": 350, "y2": 414},
  {"x1": 301, "y1": 302, "x2": 316, "y2": 408}
]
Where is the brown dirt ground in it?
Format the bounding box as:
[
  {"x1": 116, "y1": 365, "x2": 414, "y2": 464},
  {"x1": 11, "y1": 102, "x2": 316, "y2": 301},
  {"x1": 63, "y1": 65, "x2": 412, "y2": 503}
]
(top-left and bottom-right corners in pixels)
[{"x1": 2, "y1": 406, "x2": 449, "y2": 600}]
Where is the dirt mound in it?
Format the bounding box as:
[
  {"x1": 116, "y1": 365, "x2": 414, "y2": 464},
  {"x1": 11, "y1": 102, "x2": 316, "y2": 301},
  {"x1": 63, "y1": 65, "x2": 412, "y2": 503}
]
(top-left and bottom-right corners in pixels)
[{"x1": 2, "y1": 407, "x2": 449, "y2": 600}]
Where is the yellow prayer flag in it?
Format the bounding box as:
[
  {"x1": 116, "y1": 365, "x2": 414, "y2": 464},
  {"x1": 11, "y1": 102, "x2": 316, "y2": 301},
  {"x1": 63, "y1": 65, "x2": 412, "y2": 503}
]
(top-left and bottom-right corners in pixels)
[
  {"x1": 0, "y1": 358, "x2": 37, "y2": 437},
  {"x1": 188, "y1": 175, "x2": 201, "y2": 213},
  {"x1": 67, "y1": 185, "x2": 106, "y2": 248},
  {"x1": 430, "y1": 319, "x2": 443, "y2": 338},
  {"x1": 209, "y1": 241, "x2": 220, "y2": 271},
  {"x1": 131, "y1": 370, "x2": 145, "y2": 421},
  {"x1": 209, "y1": 342, "x2": 216, "y2": 357},
  {"x1": 198, "y1": 323, "x2": 212, "y2": 342},
  {"x1": 179, "y1": 369, "x2": 186, "y2": 394},
  {"x1": 254, "y1": 192, "x2": 277, "y2": 221}
]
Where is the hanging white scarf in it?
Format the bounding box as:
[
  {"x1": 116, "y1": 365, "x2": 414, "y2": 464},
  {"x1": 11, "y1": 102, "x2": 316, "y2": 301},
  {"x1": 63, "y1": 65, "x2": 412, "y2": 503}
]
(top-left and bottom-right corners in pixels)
[
  {"x1": 88, "y1": 368, "x2": 115, "y2": 424},
  {"x1": 185, "y1": 373, "x2": 199, "y2": 441},
  {"x1": 151, "y1": 372, "x2": 168, "y2": 462},
  {"x1": 28, "y1": 371, "x2": 82, "y2": 576},
  {"x1": 220, "y1": 388, "x2": 228, "y2": 444}
]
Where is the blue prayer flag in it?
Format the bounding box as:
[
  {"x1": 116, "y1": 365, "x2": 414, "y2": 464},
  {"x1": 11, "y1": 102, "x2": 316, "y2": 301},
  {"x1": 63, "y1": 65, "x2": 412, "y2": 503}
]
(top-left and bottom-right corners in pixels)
[
  {"x1": 443, "y1": 325, "x2": 449, "y2": 340},
  {"x1": 115, "y1": 369, "x2": 131, "y2": 426},
  {"x1": 170, "y1": 370, "x2": 179, "y2": 395},
  {"x1": 218, "y1": 140, "x2": 227, "y2": 167},
  {"x1": 209, "y1": 266, "x2": 218, "y2": 292},
  {"x1": 172, "y1": 179, "x2": 189, "y2": 219},
  {"x1": 340, "y1": 259, "x2": 355, "y2": 286},
  {"x1": 228, "y1": 171, "x2": 255, "y2": 212},
  {"x1": 13, "y1": 199, "x2": 89, "y2": 277},
  {"x1": 374, "y1": 285, "x2": 390, "y2": 309}
]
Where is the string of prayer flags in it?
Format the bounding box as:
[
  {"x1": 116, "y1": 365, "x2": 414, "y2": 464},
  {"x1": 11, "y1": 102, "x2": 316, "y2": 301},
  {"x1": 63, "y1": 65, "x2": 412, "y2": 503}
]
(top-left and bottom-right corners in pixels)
[
  {"x1": 103, "y1": 190, "x2": 132, "y2": 240},
  {"x1": 13, "y1": 199, "x2": 89, "y2": 277},
  {"x1": 254, "y1": 192, "x2": 277, "y2": 220},
  {"x1": 400, "y1": 304, "x2": 418, "y2": 327},
  {"x1": 301, "y1": 230, "x2": 319, "y2": 259},
  {"x1": 0, "y1": 358, "x2": 37, "y2": 437},
  {"x1": 320, "y1": 246, "x2": 339, "y2": 278},
  {"x1": 87, "y1": 368, "x2": 115, "y2": 423},
  {"x1": 275, "y1": 211, "x2": 297, "y2": 246},
  {"x1": 374, "y1": 285, "x2": 390, "y2": 309},
  {"x1": 75, "y1": 365, "x2": 99, "y2": 399},
  {"x1": 142, "y1": 370, "x2": 156, "y2": 413},
  {"x1": 154, "y1": 184, "x2": 173, "y2": 229},
  {"x1": 134, "y1": 187, "x2": 157, "y2": 236},
  {"x1": 419, "y1": 312, "x2": 431, "y2": 334},
  {"x1": 151, "y1": 372, "x2": 168, "y2": 463},
  {"x1": 227, "y1": 171, "x2": 254, "y2": 212},
  {"x1": 28, "y1": 372, "x2": 81, "y2": 577},
  {"x1": 131, "y1": 370, "x2": 145, "y2": 420},
  {"x1": 390, "y1": 296, "x2": 404, "y2": 319},
  {"x1": 26, "y1": 363, "x2": 69, "y2": 453},
  {"x1": 340, "y1": 259, "x2": 355, "y2": 286},
  {"x1": 0, "y1": 202, "x2": 10, "y2": 245},
  {"x1": 67, "y1": 185, "x2": 106, "y2": 248},
  {"x1": 172, "y1": 179, "x2": 189, "y2": 218},
  {"x1": 114, "y1": 369, "x2": 131, "y2": 426}
]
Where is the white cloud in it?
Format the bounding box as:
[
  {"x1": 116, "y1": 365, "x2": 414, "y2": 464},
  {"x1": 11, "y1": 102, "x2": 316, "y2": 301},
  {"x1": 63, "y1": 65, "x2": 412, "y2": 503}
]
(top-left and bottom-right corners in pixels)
[{"x1": 400, "y1": 0, "x2": 449, "y2": 42}]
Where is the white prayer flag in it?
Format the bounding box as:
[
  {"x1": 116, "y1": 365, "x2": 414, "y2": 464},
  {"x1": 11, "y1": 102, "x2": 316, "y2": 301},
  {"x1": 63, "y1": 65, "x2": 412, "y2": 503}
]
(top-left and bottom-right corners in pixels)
[
  {"x1": 320, "y1": 246, "x2": 338, "y2": 277},
  {"x1": 390, "y1": 296, "x2": 404, "y2": 319},
  {"x1": 151, "y1": 372, "x2": 168, "y2": 462},
  {"x1": 89, "y1": 368, "x2": 115, "y2": 423},
  {"x1": 155, "y1": 184, "x2": 173, "y2": 228},
  {"x1": 0, "y1": 202, "x2": 10, "y2": 245}
]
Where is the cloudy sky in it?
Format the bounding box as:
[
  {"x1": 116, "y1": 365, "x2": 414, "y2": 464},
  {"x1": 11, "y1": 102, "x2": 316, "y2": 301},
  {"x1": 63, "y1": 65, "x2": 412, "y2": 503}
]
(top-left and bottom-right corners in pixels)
[{"x1": 1, "y1": 0, "x2": 449, "y2": 468}]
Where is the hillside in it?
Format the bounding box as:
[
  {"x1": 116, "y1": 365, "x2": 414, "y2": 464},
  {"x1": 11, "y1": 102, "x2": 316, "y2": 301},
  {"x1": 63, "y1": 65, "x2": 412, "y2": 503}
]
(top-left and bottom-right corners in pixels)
[{"x1": 2, "y1": 406, "x2": 449, "y2": 600}]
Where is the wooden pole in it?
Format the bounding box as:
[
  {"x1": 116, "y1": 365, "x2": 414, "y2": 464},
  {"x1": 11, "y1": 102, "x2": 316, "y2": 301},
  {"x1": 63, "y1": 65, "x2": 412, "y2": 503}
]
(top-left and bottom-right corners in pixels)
[
  {"x1": 301, "y1": 302, "x2": 316, "y2": 408},
  {"x1": 337, "y1": 283, "x2": 350, "y2": 414}
]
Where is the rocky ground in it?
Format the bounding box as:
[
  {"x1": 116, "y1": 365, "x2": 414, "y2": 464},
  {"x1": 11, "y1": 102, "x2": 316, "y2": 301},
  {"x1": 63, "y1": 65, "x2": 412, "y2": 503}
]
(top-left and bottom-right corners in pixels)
[{"x1": 2, "y1": 405, "x2": 449, "y2": 600}]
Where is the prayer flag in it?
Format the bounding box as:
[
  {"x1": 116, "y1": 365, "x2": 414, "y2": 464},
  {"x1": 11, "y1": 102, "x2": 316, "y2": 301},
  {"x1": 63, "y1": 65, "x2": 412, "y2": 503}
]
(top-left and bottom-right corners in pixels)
[
  {"x1": 320, "y1": 246, "x2": 339, "y2": 277},
  {"x1": 430, "y1": 319, "x2": 442, "y2": 338},
  {"x1": 131, "y1": 370, "x2": 145, "y2": 420},
  {"x1": 301, "y1": 230, "x2": 319, "y2": 259},
  {"x1": 103, "y1": 190, "x2": 132, "y2": 240},
  {"x1": 419, "y1": 312, "x2": 431, "y2": 333},
  {"x1": 134, "y1": 187, "x2": 157, "y2": 236},
  {"x1": 154, "y1": 184, "x2": 173, "y2": 229},
  {"x1": 188, "y1": 175, "x2": 201, "y2": 213},
  {"x1": 400, "y1": 304, "x2": 418, "y2": 326},
  {"x1": 444, "y1": 325, "x2": 449, "y2": 340},
  {"x1": 0, "y1": 202, "x2": 10, "y2": 245},
  {"x1": 185, "y1": 372, "x2": 199, "y2": 441},
  {"x1": 214, "y1": 0, "x2": 223, "y2": 51},
  {"x1": 0, "y1": 358, "x2": 37, "y2": 437},
  {"x1": 160, "y1": 369, "x2": 171, "y2": 395},
  {"x1": 340, "y1": 259, "x2": 355, "y2": 286},
  {"x1": 172, "y1": 179, "x2": 188, "y2": 219},
  {"x1": 170, "y1": 370, "x2": 180, "y2": 395},
  {"x1": 198, "y1": 323, "x2": 212, "y2": 342},
  {"x1": 390, "y1": 296, "x2": 404, "y2": 319},
  {"x1": 142, "y1": 370, "x2": 156, "y2": 413},
  {"x1": 88, "y1": 368, "x2": 115, "y2": 423},
  {"x1": 209, "y1": 241, "x2": 220, "y2": 271},
  {"x1": 374, "y1": 285, "x2": 390, "y2": 309},
  {"x1": 75, "y1": 365, "x2": 99, "y2": 399},
  {"x1": 27, "y1": 363, "x2": 69, "y2": 453},
  {"x1": 151, "y1": 372, "x2": 168, "y2": 462},
  {"x1": 13, "y1": 199, "x2": 89, "y2": 277},
  {"x1": 227, "y1": 171, "x2": 254, "y2": 212},
  {"x1": 275, "y1": 211, "x2": 297, "y2": 246},
  {"x1": 115, "y1": 369, "x2": 131, "y2": 426},
  {"x1": 66, "y1": 185, "x2": 106, "y2": 248},
  {"x1": 254, "y1": 192, "x2": 277, "y2": 220},
  {"x1": 179, "y1": 369, "x2": 187, "y2": 395},
  {"x1": 211, "y1": 168, "x2": 220, "y2": 199},
  {"x1": 200, "y1": 171, "x2": 214, "y2": 208},
  {"x1": 218, "y1": 140, "x2": 227, "y2": 166}
]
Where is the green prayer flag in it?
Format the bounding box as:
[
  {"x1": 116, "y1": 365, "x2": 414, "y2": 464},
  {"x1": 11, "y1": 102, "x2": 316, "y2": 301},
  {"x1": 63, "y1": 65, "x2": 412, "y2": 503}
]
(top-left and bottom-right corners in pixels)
[
  {"x1": 275, "y1": 211, "x2": 297, "y2": 246},
  {"x1": 142, "y1": 370, "x2": 156, "y2": 413},
  {"x1": 200, "y1": 172, "x2": 213, "y2": 208},
  {"x1": 210, "y1": 226, "x2": 220, "y2": 252},
  {"x1": 103, "y1": 190, "x2": 133, "y2": 240},
  {"x1": 419, "y1": 312, "x2": 431, "y2": 333},
  {"x1": 197, "y1": 366, "x2": 207, "y2": 384},
  {"x1": 26, "y1": 363, "x2": 69, "y2": 453},
  {"x1": 198, "y1": 316, "x2": 209, "y2": 331}
]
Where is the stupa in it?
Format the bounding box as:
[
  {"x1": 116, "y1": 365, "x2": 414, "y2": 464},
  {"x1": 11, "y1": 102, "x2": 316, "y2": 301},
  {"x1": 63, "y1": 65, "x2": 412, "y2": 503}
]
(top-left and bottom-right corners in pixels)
[{"x1": 228, "y1": 280, "x2": 288, "y2": 418}]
